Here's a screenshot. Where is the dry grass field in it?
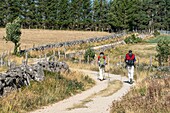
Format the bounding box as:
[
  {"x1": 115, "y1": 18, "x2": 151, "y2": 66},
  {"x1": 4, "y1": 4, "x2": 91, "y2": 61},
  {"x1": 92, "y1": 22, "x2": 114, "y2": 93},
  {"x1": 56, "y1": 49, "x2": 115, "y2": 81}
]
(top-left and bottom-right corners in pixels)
[{"x1": 0, "y1": 28, "x2": 110, "y2": 53}]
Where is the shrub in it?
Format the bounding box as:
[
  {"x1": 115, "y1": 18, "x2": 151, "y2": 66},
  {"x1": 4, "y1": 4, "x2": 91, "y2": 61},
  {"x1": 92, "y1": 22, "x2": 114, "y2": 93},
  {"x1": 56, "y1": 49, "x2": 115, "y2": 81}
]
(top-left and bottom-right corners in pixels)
[
  {"x1": 153, "y1": 30, "x2": 160, "y2": 37},
  {"x1": 124, "y1": 34, "x2": 142, "y2": 44},
  {"x1": 84, "y1": 47, "x2": 95, "y2": 63},
  {"x1": 156, "y1": 39, "x2": 170, "y2": 66}
]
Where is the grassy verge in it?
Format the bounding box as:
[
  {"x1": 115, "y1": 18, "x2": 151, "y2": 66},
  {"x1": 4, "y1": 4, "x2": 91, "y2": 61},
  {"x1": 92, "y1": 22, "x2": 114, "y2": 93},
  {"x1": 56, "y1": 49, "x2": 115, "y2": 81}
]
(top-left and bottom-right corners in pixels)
[
  {"x1": 0, "y1": 70, "x2": 95, "y2": 113},
  {"x1": 111, "y1": 71, "x2": 170, "y2": 113},
  {"x1": 147, "y1": 35, "x2": 170, "y2": 43}
]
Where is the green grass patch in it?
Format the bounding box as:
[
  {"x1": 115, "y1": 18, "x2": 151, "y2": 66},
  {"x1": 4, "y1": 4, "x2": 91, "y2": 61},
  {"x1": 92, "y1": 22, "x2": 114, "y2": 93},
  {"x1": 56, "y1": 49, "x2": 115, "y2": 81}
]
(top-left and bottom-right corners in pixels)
[
  {"x1": 147, "y1": 35, "x2": 170, "y2": 43},
  {"x1": 0, "y1": 70, "x2": 95, "y2": 113}
]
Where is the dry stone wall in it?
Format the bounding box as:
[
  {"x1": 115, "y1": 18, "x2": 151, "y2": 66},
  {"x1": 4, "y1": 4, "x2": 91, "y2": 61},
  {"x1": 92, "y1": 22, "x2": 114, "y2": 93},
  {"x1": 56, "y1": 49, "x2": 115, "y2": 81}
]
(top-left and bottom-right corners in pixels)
[
  {"x1": 26, "y1": 33, "x2": 126, "y2": 52},
  {"x1": 0, "y1": 60, "x2": 69, "y2": 96}
]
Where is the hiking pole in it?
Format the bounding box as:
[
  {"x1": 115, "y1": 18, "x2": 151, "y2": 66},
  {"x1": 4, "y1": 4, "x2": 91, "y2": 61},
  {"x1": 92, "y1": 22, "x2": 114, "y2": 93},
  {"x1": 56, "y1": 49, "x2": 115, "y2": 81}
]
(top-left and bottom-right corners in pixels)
[{"x1": 108, "y1": 55, "x2": 110, "y2": 83}]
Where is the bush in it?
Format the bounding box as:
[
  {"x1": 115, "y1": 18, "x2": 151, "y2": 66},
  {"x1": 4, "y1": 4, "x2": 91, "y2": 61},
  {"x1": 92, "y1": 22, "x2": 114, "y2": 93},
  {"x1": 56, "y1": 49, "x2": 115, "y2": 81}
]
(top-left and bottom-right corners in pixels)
[
  {"x1": 84, "y1": 47, "x2": 95, "y2": 63},
  {"x1": 156, "y1": 39, "x2": 170, "y2": 66},
  {"x1": 124, "y1": 34, "x2": 142, "y2": 44},
  {"x1": 153, "y1": 30, "x2": 160, "y2": 37}
]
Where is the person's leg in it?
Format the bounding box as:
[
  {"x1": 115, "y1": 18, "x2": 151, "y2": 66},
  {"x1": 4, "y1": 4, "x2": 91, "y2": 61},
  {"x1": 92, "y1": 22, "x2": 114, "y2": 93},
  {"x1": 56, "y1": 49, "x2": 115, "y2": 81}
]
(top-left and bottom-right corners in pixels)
[
  {"x1": 102, "y1": 67, "x2": 105, "y2": 80},
  {"x1": 127, "y1": 66, "x2": 131, "y2": 82},
  {"x1": 99, "y1": 66, "x2": 102, "y2": 80},
  {"x1": 131, "y1": 66, "x2": 134, "y2": 81}
]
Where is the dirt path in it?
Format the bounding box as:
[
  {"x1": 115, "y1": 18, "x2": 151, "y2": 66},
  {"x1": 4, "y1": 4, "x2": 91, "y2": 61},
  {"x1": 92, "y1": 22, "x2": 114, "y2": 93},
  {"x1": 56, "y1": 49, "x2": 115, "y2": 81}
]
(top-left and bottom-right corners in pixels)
[{"x1": 31, "y1": 69, "x2": 133, "y2": 113}]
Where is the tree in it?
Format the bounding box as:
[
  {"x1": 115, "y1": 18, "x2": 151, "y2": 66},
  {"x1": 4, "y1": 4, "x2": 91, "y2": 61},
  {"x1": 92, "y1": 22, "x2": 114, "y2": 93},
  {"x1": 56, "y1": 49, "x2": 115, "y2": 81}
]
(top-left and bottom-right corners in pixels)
[
  {"x1": 126, "y1": 0, "x2": 149, "y2": 31},
  {"x1": 92, "y1": 0, "x2": 100, "y2": 29},
  {"x1": 0, "y1": 0, "x2": 5, "y2": 27},
  {"x1": 3, "y1": 17, "x2": 22, "y2": 55},
  {"x1": 156, "y1": 39, "x2": 170, "y2": 66},
  {"x1": 108, "y1": 0, "x2": 129, "y2": 31},
  {"x1": 57, "y1": 0, "x2": 70, "y2": 29},
  {"x1": 84, "y1": 47, "x2": 95, "y2": 63},
  {"x1": 81, "y1": 0, "x2": 92, "y2": 29}
]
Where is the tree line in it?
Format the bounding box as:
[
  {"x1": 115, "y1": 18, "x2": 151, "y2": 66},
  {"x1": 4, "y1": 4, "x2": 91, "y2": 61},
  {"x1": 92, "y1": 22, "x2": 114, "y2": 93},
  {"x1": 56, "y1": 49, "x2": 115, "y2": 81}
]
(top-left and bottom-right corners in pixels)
[{"x1": 0, "y1": 0, "x2": 170, "y2": 32}]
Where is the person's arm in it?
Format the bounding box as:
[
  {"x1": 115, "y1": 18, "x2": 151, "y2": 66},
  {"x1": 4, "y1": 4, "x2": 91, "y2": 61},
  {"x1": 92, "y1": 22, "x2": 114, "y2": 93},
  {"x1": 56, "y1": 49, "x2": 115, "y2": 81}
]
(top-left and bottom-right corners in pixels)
[
  {"x1": 125, "y1": 55, "x2": 128, "y2": 68},
  {"x1": 104, "y1": 56, "x2": 107, "y2": 65},
  {"x1": 134, "y1": 55, "x2": 136, "y2": 62},
  {"x1": 97, "y1": 56, "x2": 100, "y2": 66},
  {"x1": 125, "y1": 54, "x2": 128, "y2": 63},
  {"x1": 134, "y1": 55, "x2": 137, "y2": 67}
]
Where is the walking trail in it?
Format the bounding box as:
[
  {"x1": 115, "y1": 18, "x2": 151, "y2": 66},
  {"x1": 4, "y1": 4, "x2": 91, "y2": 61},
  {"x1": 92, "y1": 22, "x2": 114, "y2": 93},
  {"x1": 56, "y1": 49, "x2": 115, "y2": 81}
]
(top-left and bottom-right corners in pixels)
[{"x1": 31, "y1": 69, "x2": 134, "y2": 113}]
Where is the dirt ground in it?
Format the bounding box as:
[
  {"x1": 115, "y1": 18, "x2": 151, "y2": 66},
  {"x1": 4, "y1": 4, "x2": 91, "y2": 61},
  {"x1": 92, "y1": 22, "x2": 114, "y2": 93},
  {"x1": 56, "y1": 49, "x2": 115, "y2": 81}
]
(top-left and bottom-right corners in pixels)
[
  {"x1": 31, "y1": 69, "x2": 132, "y2": 113},
  {"x1": 0, "y1": 28, "x2": 110, "y2": 53}
]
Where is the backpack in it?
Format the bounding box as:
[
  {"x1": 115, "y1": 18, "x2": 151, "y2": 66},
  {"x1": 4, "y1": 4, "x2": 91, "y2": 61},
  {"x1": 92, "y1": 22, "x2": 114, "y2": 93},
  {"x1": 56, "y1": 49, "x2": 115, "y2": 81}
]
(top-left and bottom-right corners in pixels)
[
  {"x1": 127, "y1": 59, "x2": 134, "y2": 66},
  {"x1": 99, "y1": 55, "x2": 105, "y2": 67},
  {"x1": 125, "y1": 54, "x2": 135, "y2": 66}
]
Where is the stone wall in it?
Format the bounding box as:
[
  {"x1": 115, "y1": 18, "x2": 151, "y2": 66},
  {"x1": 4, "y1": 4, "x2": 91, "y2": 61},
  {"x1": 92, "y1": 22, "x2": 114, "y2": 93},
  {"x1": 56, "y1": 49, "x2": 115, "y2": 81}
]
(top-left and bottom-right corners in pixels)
[
  {"x1": 0, "y1": 60, "x2": 69, "y2": 96},
  {"x1": 26, "y1": 33, "x2": 126, "y2": 52}
]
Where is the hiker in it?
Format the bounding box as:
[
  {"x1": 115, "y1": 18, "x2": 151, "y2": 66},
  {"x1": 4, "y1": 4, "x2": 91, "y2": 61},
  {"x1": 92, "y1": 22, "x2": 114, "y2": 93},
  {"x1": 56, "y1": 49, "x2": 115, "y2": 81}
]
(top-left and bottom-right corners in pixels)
[
  {"x1": 125, "y1": 50, "x2": 136, "y2": 84},
  {"x1": 98, "y1": 52, "x2": 106, "y2": 81}
]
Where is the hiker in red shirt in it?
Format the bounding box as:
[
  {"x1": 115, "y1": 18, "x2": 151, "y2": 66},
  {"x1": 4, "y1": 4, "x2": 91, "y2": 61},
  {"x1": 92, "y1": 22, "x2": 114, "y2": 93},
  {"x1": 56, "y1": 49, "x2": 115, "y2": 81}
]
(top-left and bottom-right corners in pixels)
[
  {"x1": 98, "y1": 52, "x2": 106, "y2": 81},
  {"x1": 125, "y1": 50, "x2": 136, "y2": 84}
]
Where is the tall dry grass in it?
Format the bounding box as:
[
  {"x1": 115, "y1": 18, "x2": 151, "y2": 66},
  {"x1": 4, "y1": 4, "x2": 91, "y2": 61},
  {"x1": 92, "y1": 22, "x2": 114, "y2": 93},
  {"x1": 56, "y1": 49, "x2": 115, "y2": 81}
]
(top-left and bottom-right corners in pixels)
[
  {"x1": 0, "y1": 70, "x2": 95, "y2": 113},
  {"x1": 111, "y1": 72, "x2": 170, "y2": 113},
  {"x1": 0, "y1": 28, "x2": 110, "y2": 53}
]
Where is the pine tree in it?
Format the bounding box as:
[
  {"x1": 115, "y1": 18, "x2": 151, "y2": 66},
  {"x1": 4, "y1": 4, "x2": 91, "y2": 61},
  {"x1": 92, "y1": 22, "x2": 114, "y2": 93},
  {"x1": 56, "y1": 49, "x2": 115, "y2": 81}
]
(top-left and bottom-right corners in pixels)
[
  {"x1": 92, "y1": 0, "x2": 100, "y2": 30},
  {"x1": 81, "y1": 0, "x2": 92, "y2": 29},
  {"x1": 126, "y1": 0, "x2": 149, "y2": 31},
  {"x1": 3, "y1": 0, "x2": 22, "y2": 24},
  {"x1": 108, "y1": 0, "x2": 129, "y2": 31},
  {"x1": 0, "y1": 0, "x2": 5, "y2": 27},
  {"x1": 57, "y1": 0, "x2": 70, "y2": 29}
]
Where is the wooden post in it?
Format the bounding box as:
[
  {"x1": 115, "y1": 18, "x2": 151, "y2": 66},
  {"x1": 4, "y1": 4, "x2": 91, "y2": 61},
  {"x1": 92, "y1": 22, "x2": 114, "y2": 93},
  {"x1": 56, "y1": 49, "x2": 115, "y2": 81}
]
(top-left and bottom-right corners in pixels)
[
  {"x1": 39, "y1": 55, "x2": 41, "y2": 62},
  {"x1": 25, "y1": 52, "x2": 28, "y2": 65},
  {"x1": 79, "y1": 55, "x2": 81, "y2": 64},
  {"x1": 58, "y1": 51, "x2": 60, "y2": 60},
  {"x1": 87, "y1": 55, "x2": 90, "y2": 64},
  {"x1": 7, "y1": 51, "x2": 9, "y2": 55},
  {"x1": 0, "y1": 57, "x2": 2, "y2": 67},
  {"x1": 53, "y1": 50, "x2": 55, "y2": 56},
  {"x1": 7, "y1": 59, "x2": 10, "y2": 67},
  {"x1": 150, "y1": 56, "x2": 152, "y2": 67},
  {"x1": 64, "y1": 48, "x2": 66, "y2": 59}
]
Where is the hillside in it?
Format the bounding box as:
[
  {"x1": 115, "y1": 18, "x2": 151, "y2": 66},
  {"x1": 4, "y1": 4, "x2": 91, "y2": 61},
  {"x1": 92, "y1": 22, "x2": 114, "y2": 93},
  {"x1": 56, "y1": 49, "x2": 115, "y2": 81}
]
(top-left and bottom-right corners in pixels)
[{"x1": 0, "y1": 28, "x2": 110, "y2": 53}]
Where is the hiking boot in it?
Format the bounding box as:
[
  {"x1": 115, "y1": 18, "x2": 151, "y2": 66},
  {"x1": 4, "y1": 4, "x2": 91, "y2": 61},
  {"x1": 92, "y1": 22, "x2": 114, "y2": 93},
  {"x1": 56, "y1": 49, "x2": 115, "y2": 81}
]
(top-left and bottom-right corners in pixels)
[
  {"x1": 98, "y1": 78, "x2": 103, "y2": 81},
  {"x1": 130, "y1": 78, "x2": 133, "y2": 84}
]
